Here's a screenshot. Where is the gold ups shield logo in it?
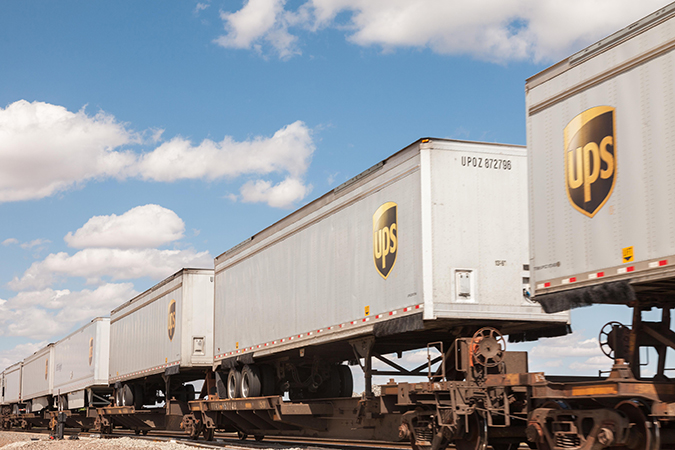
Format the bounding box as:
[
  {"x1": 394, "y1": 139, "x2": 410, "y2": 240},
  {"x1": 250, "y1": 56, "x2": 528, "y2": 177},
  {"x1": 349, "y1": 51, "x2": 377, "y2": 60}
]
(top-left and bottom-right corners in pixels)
[
  {"x1": 373, "y1": 202, "x2": 398, "y2": 279},
  {"x1": 564, "y1": 106, "x2": 616, "y2": 218},
  {"x1": 168, "y1": 299, "x2": 176, "y2": 341}
]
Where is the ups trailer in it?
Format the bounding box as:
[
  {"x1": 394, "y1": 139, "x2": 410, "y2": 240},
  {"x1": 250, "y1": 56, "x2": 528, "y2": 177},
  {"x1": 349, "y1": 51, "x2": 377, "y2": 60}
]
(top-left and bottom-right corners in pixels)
[
  {"x1": 525, "y1": 3, "x2": 675, "y2": 450},
  {"x1": 101, "y1": 268, "x2": 214, "y2": 434},
  {"x1": 50, "y1": 317, "x2": 111, "y2": 431},
  {"x1": 211, "y1": 138, "x2": 569, "y2": 402},
  {"x1": 526, "y1": 0, "x2": 675, "y2": 373}
]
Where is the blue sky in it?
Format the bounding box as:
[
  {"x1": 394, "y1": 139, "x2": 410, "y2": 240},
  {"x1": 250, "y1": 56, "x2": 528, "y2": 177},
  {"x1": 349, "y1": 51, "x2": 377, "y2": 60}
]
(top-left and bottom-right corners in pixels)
[{"x1": 0, "y1": 0, "x2": 670, "y2": 379}]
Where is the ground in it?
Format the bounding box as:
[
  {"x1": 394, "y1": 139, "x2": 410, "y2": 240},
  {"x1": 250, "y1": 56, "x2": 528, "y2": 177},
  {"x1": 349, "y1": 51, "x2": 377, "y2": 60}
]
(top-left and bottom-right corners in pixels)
[{"x1": 0, "y1": 433, "x2": 201, "y2": 450}]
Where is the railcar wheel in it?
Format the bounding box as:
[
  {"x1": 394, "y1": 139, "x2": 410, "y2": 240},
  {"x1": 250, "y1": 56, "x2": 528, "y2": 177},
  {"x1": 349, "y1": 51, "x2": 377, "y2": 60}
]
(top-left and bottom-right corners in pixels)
[
  {"x1": 135, "y1": 429, "x2": 140, "y2": 436},
  {"x1": 455, "y1": 413, "x2": 488, "y2": 450},
  {"x1": 337, "y1": 365, "x2": 354, "y2": 397},
  {"x1": 254, "y1": 435, "x2": 264, "y2": 441},
  {"x1": 142, "y1": 430, "x2": 148, "y2": 436},
  {"x1": 203, "y1": 427, "x2": 215, "y2": 441},
  {"x1": 241, "y1": 365, "x2": 261, "y2": 398},
  {"x1": 227, "y1": 368, "x2": 242, "y2": 399},
  {"x1": 615, "y1": 399, "x2": 659, "y2": 450},
  {"x1": 237, "y1": 431, "x2": 248, "y2": 440}
]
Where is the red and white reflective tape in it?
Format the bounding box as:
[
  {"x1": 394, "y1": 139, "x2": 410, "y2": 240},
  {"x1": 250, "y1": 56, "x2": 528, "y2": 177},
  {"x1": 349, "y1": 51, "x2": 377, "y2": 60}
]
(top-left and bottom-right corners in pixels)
[
  {"x1": 215, "y1": 303, "x2": 424, "y2": 360},
  {"x1": 110, "y1": 361, "x2": 179, "y2": 382},
  {"x1": 536, "y1": 258, "x2": 670, "y2": 291}
]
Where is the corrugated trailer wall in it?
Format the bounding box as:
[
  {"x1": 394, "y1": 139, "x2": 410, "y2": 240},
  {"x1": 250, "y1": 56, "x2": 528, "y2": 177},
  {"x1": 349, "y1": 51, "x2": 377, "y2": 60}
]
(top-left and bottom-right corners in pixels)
[
  {"x1": 214, "y1": 139, "x2": 568, "y2": 363},
  {"x1": 53, "y1": 317, "x2": 110, "y2": 396},
  {"x1": 526, "y1": 3, "x2": 675, "y2": 297},
  {"x1": 214, "y1": 148, "x2": 423, "y2": 359},
  {"x1": 3, "y1": 363, "x2": 21, "y2": 405},
  {"x1": 109, "y1": 269, "x2": 213, "y2": 383}
]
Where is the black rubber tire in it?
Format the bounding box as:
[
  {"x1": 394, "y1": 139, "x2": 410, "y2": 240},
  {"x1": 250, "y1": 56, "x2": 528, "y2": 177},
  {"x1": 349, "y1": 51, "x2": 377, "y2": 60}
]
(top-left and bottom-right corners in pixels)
[
  {"x1": 337, "y1": 365, "x2": 354, "y2": 397},
  {"x1": 241, "y1": 365, "x2": 262, "y2": 398},
  {"x1": 227, "y1": 368, "x2": 242, "y2": 399},
  {"x1": 133, "y1": 384, "x2": 144, "y2": 410},
  {"x1": 259, "y1": 365, "x2": 276, "y2": 396},
  {"x1": 121, "y1": 384, "x2": 134, "y2": 406},
  {"x1": 318, "y1": 366, "x2": 341, "y2": 398},
  {"x1": 215, "y1": 371, "x2": 228, "y2": 399}
]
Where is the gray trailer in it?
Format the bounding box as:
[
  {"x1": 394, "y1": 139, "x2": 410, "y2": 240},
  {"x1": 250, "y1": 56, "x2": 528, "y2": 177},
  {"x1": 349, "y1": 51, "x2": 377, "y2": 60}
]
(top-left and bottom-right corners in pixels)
[
  {"x1": 102, "y1": 268, "x2": 214, "y2": 433},
  {"x1": 213, "y1": 138, "x2": 569, "y2": 400}
]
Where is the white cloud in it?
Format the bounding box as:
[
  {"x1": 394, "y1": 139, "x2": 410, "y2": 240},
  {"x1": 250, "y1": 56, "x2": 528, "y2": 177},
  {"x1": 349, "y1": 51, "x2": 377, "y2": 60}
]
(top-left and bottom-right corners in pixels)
[
  {"x1": 2, "y1": 238, "x2": 18, "y2": 246},
  {"x1": 0, "y1": 100, "x2": 315, "y2": 209},
  {"x1": 133, "y1": 120, "x2": 314, "y2": 182},
  {"x1": 20, "y1": 238, "x2": 51, "y2": 250},
  {"x1": 64, "y1": 204, "x2": 185, "y2": 249},
  {"x1": 8, "y1": 248, "x2": 212, "y2": 291},
  {"x1": 569, "y1": 355, "x2": 612, "y2": 372},
  {"x1": 216, "y1": 0, "x2": 669, "y2": 62},
  {"x1": 195, "y1": 2, "x2": 210, "y2": 13},
  {"x1": 0, "y1": 100, "x2": 137, "y2": 202},
  {"x1": 215, "y1": 0, "x2": 302, "y2": 59},
  {"x1": 0, "y1": 341, "x2": 49, "y2": 372},
  {"x1": 0, "y1": 283, "x2": 138, "y2": 340},
  {"x1": 240, "y1": 176, "x2": 312, "y2": 208},
  {"x1": 530, "y1": 333, "x2": 602, "y2": 359}
]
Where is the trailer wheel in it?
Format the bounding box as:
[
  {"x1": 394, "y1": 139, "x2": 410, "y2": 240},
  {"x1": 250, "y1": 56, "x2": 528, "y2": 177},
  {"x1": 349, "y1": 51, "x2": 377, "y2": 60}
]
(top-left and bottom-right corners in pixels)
[
  {"x1": 227, "y1": 368, "x2": 242, "y2": 399},
  {"x1": 121, "y1": 384, "x2": 134, "y2": 406},
  {"x1": 337, "y1": 365, "x2": 354, "y2": 397},
  {"x1": 317, "y1": 365, "x2": 341, "y2": 398},
  {"x1": 241, "y1": 365, "x2": 261, "y2": 398}
]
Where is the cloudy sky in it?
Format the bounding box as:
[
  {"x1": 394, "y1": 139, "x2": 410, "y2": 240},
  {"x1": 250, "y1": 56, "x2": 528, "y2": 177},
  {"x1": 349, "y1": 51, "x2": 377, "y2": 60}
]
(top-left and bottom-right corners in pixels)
[{"x1": 0, "y1": 1, "x2": 669, "y2": 380}]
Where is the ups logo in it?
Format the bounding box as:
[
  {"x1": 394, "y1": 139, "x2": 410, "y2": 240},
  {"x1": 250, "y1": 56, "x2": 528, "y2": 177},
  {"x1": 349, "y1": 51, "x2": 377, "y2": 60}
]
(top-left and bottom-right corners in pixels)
[
  {"x1": 88, "y1": 338, "x2": 94, "y2": 366},
  {"x1": 168, "y1": 299, "x2": 176, "y2": 341},
  {"x1": 373, "y1": 202, "x2": 398, "y2": 279},
  {"x1": 564, "y1": 106, "x2": 616, "y2": 218}
]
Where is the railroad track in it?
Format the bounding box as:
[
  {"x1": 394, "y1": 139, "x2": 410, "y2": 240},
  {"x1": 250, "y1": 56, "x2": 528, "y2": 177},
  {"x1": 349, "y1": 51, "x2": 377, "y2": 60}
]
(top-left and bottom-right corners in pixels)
[{"x1": 0, "y1": 428, "x2": 410, "y2": 450}]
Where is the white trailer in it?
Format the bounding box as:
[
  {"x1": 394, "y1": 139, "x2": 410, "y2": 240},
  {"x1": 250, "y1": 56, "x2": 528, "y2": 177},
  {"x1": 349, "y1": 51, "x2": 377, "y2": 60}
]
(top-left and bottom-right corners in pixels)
[
  {"x1": 2, "y1": 363, "x2": 22, "y2": 411},
  {"x1": 527, "y1": 3, "x2": 675, "y2": 304},
  {"x1": 213, "y1": 138, "x2": 568, "y2": 399},
  {"x1": 108, "y1": 268, "x2": 214, "y2": 407},
  {"x1": 53, "y1": 317, "x2": 110, "y2": 409},
  {"x1": 526, "y1": 3, "x2": 675, "y2": 381},
  {"x1": 21, "y1": 345, "x2": 53, "y2": 412}
]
